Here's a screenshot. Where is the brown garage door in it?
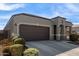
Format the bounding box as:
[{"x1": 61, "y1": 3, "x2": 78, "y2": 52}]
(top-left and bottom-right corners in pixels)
[{"x1": 19, "y1": 24, "x2": 49, "y2": 41}]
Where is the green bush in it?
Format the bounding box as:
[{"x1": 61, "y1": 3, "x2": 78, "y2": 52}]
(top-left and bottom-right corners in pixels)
[
  {"x1": 3, "y1": 46, "x2": 11, "y2": 56},
  {"x1": 14, "y1": 38, "x2": 25, "y2": 45},
  {"x1": 70, "y1": 34, "x2": 78, "y2": 41},
  {"x1": 23, "y1": 48, "x2": 39, "y2": 56},
  {"x1": 12, "y1": 35, "x2": 20, "y2": 41},
  {"x1": 10, "y1": 44, "x2": 23, "y2": 56}
]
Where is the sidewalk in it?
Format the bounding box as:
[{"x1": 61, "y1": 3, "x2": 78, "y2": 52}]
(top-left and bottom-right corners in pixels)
[{"x1": 56, "y1": 47, "x2": 79, "y2": 56}]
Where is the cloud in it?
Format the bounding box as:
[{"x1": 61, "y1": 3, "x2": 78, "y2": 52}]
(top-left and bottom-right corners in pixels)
[
  {"x1": 73, "y1": 23, "x2": 79, "y2": 25},
  {"x1": 65, "y1": 4, "x2": 79, "y2": 12},
  {"x1": 50, "y1": 11, "x2": 69, "y2": 18},
  {"x1": 0, "y1": 26, "x2": 4, "y2": 30},
  {"x1": 52, "y1": 12, "x2": 63, "y2": 17},
  {"x1": 0, "y1": 23, "x2": 7, "y2": 30},
  {"x1": 0, "y1": 4, "x2": 25, "y2": 11},
  {"x1": 0, "y1": 14, "x2": 12, "y2": 30},
  {"x1": 0, "y1": 15, "x2": 11, "y2": 19},
  {"x1": 0, "y1": 12, "x2": 22, "y2": 20}
]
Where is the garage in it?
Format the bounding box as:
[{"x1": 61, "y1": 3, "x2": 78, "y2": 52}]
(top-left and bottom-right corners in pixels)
[{"x1": 19, "y1": 24, "x2": 50, "y2": 41}]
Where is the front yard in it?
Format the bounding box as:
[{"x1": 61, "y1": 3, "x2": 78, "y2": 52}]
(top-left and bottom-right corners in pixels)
[
  {"x1": 0, "y1": 36, "x2": 39, "y2": 56},
  {"x1": 0, "y1": 38, "x2": 79, "y2": 56}
]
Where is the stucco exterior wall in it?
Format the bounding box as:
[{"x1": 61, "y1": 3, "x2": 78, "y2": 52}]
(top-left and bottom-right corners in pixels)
[
  {"x1": 65, "y1": 21, "x2": 72, "y2": 26},
  {"x1": 4, "y1": 16, "x2": 14, "y2": 36},
  {"x1": 4, "y1": 13, "x2": 72, "y2": 40},
  {"x1": 12, "y1": 14, "x2": 53, "y2": 40},
  {"x1": 14, "y1": 15, "x2": 51, "y2": 26}
]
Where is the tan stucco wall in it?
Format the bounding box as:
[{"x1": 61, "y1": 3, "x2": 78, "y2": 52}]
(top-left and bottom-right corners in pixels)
[
  {"x1": 65, "y1": 21, "x2": 72, "y2": 26},
  {"x1": 14, "y1": 15, "x2": 51, "y2": 26},
  {"x1": 4, "y1": 17, "x2": 14, "y2": 35},
  {"x1": 51, "y1": 17, "x2": 72, "y2": 40},
  {"x1": 4, "y1": 14, "x2": 72, "y2": 40},
  {"x1": 12, "y1": 14, "x2": 53, "y2": 40}
]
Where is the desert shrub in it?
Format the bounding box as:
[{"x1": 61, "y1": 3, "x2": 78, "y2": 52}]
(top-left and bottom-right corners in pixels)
[
  {"x1": 3, "y1": 46, "x2": 11, "y2": 56},
  {"x1": 70, "y1": 34, "x2": 79, "y2": 41},
  {"x1": 12, "y1": 35, "x2": 20, "y2": 42},
  {"x1": 14, "y1": 38, "x2": 25, "y2": 45},
  {"x1": 0, "y1": 39, "x2": 12, "y2": 46},
  {"x1": 23, "y1": 48, "x2": 39, "y2": 56},
  {"x1": 10, "y1": 44, "x2": 23, "y2": 56},
  {"x1": 14, "y1": 37, "x2": 28, "y2": 50}
]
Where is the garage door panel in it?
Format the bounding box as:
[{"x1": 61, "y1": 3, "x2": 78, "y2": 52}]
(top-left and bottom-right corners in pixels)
[{"x1": 19, "y1": 24, "x2": 49, "y2": 41}]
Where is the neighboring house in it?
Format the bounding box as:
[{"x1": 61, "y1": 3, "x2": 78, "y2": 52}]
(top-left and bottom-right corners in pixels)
[
  {"x1": 4, "y1": 13, "x2": 73, "y2": 41},
  {"x1": 72, "y1": 25, "x2": 79, "y2": 34}
]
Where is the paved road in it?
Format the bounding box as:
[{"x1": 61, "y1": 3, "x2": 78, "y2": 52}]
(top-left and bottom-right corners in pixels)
[{"x1": 26, "y1": 40, "x2": 79, "y2": 56}]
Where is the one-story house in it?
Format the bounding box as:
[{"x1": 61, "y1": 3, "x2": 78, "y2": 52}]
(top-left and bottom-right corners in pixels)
[
  {"x1": 4, "y1": 13, "x2": 73, "y2": 41},
  {"x1": 72, "y1": 25, "x2": 79, "y2": 34}
]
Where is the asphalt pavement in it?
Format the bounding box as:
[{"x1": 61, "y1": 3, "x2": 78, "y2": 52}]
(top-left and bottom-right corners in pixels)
[{"x1": 26, "y1": 40, "x2": 78, "y2": 56}]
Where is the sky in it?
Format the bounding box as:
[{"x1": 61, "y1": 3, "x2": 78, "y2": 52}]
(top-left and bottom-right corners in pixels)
[{"x1": 0, "y1": 3, "x2": 79, "y2": 30}]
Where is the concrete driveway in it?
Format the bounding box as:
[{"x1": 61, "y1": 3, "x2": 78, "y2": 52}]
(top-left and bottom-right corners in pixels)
[{"x1": 26, "y1": 40, "x2": 79, "y2": 56}]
